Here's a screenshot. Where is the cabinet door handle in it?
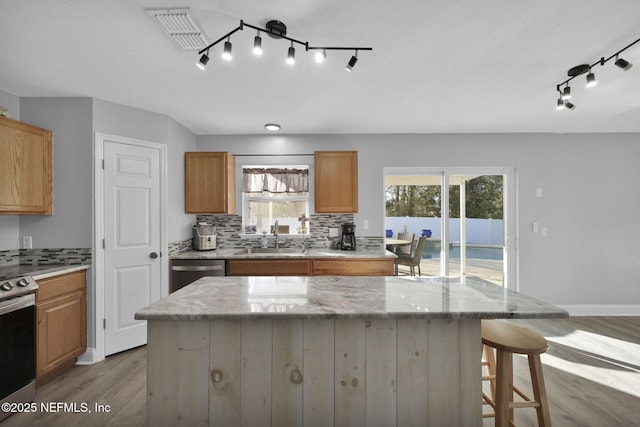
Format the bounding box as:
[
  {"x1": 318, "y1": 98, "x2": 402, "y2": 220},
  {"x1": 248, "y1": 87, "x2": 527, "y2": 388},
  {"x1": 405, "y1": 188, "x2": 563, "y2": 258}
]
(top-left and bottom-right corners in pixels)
[{"x1": 149, "y1": 252, "x2": 159, "y2": 259}]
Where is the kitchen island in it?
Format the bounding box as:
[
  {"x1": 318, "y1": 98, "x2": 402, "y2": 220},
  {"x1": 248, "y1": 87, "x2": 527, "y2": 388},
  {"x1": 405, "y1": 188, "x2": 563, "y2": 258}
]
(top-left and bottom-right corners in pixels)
[{"x1": 135, "y1": 275, "x2": 567, "y2": 427}]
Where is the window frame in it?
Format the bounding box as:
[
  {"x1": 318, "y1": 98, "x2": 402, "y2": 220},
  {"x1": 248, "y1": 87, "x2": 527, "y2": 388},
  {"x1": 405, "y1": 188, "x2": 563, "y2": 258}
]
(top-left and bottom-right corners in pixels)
[{"x1": 241, "y1": 165, "x2": 310, "y2": 235}]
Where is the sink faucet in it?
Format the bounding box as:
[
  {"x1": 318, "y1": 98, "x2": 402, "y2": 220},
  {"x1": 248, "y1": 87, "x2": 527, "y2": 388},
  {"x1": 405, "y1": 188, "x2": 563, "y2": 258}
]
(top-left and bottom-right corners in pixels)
[
  {"x1": 301, "y1": 230, "x2": 311, "y2": 252},
  {"x1": 273, "y1": 219, "x2": 279, "y2": 248}
]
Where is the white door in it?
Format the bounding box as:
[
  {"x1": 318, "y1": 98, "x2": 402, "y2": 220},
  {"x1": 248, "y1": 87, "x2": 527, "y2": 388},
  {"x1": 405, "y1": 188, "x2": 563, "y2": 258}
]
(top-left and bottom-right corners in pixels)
[{"x1": 103, "y1": 140, "x2": 162, "y2": 355}]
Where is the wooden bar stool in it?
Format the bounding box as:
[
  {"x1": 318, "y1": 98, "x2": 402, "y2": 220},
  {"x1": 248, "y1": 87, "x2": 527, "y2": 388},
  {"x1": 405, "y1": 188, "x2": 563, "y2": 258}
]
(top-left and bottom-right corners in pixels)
[{"x1": 481, "y1": 320, "x2": 552, "y2": 427}]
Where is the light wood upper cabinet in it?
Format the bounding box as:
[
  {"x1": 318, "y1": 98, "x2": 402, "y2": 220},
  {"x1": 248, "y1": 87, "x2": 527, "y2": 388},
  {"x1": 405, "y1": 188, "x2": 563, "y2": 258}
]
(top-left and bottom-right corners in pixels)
[
  {"x1": 0, "y1": 117, "x2": 53, "y2": 215},
  {"x1": 185, "y1": 152, "x2": 236, "y2": 214},
  {"x1": 314, "y1": 151, "x2": 358, "y2": 213}
]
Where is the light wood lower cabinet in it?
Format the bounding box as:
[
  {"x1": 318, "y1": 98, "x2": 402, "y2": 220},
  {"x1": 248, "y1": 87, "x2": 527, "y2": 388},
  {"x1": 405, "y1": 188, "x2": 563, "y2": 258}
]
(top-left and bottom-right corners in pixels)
[
  {"x1": 36, "y1": 270, "x2": 87, "y2": 385},
  {"x1": 226, "y1": 258, "x2": 394, "y2": 276},
  {"x1": 312, "y1": 258, "x2": 394, "y2": 276},
  {"x1": 227, "y1": 259, "x2": 313, "y2": 276}
]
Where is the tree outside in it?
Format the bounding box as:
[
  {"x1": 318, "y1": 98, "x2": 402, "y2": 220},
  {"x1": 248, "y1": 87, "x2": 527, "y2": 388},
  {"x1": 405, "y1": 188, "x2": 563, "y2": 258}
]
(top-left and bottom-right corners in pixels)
[{"x1": 385, "y1": 175, "x2": 503, "y2": 219}]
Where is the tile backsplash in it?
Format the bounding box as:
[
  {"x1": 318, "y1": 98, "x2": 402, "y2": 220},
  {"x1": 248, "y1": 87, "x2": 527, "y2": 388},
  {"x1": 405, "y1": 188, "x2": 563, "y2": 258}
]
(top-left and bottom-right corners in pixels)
[
  {"x1": 170, "y1": 214, "x2": 383, "y2": 254},
  {"x1": 0, "y1": 248, "x2": 92, "y2": 267}
]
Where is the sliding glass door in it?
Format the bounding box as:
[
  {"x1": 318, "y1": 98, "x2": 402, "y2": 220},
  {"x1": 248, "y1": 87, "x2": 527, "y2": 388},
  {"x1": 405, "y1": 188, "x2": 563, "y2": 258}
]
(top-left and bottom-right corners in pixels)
[{"x1": 384, "y1": 167, "x2": 516, "y2": 287}]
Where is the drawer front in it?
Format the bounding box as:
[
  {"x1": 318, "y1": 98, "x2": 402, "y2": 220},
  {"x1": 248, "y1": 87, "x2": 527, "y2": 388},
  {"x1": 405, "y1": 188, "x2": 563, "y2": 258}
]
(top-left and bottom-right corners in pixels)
[
  {"x1": 227, "y1": 259, "x2": 312, "y2": 276},
  {"x1": 37, "y1": 270, "x2": 86, "y2": 302},
  {"x1": 312, "y1": 259, "x2": 395, "y2": 276}
]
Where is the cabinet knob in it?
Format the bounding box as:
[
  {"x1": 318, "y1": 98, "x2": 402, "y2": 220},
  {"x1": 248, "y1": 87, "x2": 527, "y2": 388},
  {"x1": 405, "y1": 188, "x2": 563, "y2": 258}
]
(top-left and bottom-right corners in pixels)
[{"x1": 149, "y1": 252, "x2": 159, "y2": 259}]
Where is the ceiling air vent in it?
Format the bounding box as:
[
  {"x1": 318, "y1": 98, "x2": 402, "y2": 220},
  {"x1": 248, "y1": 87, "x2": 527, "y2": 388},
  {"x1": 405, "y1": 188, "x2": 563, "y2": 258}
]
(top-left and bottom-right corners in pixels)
[{"x1": 145, "y1": 8, "x2": 210, "y2": 51}]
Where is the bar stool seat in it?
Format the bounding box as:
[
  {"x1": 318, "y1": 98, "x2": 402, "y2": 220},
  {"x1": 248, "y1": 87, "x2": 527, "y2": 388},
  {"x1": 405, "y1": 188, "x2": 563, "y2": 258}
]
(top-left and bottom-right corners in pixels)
[{"x1": 481, "y1": 320, "x2": 552, "y2": 427}]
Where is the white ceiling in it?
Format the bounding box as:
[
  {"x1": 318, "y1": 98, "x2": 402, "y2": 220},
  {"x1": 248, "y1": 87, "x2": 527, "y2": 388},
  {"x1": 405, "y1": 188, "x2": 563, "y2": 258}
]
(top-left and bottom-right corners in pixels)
[{"x1": 1, "y1": 1, "x2": 640, "y2": 135}]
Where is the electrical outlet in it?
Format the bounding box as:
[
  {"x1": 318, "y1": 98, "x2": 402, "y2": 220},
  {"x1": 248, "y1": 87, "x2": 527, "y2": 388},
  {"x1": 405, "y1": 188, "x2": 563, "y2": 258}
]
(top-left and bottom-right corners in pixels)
[
  {"x1": 23, "y1": 235, "x2": 32, "y2": 249},
  {"x1": 541, "y1": 227, "x2": 548, "y2": 237},
  {"x1": 363, "y1": 219, "x2": 369, "y2": 230}
]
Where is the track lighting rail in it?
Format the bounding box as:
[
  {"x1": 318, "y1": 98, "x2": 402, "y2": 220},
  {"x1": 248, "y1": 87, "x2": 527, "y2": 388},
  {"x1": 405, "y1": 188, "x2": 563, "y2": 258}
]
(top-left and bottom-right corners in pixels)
[
  {"x1": 196, "y1": 19, "x2": 372, "y2": 71},
  {"x1": 555, "y1": 36, "x2": 639, "y2": 110}
]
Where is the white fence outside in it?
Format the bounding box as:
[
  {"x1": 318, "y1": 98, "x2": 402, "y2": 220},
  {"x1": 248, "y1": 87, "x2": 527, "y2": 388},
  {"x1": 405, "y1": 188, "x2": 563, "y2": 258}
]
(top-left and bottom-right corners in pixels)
[{"x1": 385, "y1": 217, "x2": 504, "y2": 246}]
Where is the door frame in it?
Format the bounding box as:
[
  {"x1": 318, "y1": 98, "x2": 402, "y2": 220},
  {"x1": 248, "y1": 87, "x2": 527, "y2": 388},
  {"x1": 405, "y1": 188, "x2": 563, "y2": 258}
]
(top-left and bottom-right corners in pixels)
[
  {"x1": 92, "y1": 133, "x2": 168, "y2": 362},
  {"x1": 383, "y1": 166, "x2": 518, "y2": 290}
]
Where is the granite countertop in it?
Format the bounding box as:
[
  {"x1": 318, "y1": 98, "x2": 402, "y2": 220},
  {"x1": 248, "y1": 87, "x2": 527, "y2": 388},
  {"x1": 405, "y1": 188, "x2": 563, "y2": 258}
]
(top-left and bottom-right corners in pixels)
[
  {"x1": 0, "y1": 263, "x2": 90, "y2": 281},
  {"x1": 135, "y1": 275, "x2": 569, "y2": 321},
  {"x1": 170, "y1": 247, "x2": 396, "y2": 260}
]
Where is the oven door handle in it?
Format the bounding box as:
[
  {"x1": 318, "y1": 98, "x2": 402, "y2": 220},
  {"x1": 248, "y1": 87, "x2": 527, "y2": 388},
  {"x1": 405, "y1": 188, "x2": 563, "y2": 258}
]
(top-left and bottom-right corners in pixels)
[{"x1": 0, "y1": 293, "x2": 35, "y2": 315}]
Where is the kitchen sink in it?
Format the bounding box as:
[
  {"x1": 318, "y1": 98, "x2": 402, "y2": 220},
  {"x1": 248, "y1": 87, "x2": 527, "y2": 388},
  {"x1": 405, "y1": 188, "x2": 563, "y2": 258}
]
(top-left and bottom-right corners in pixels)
[{"x1": 233, "y1": 248, "x2": 307, "y2": 255}]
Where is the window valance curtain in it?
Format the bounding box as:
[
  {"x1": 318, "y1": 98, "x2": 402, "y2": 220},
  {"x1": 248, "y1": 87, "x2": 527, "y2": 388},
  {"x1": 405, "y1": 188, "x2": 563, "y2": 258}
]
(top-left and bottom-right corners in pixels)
[{"x1": 242, "y1": 168, "x2": 309, "y2": 193}]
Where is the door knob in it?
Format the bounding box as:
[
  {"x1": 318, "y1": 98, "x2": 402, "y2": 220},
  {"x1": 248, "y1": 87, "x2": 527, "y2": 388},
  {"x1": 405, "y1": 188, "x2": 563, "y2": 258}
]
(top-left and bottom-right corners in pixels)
[{"x1": 150, "y1": 252, "x2": 159, "y2": 259}]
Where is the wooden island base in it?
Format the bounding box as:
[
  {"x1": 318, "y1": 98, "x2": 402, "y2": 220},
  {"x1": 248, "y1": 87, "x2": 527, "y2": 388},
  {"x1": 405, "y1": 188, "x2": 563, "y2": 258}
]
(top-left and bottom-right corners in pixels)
[{"x1": 146, "y1": 317, "x2": 481, "y2": 427}]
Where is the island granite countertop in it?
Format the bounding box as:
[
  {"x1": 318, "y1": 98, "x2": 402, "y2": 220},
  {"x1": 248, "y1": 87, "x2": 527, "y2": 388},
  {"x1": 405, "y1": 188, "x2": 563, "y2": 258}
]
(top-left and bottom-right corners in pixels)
[{"x1": 135, "y1": 275, "x2": 568, "y2": 321}]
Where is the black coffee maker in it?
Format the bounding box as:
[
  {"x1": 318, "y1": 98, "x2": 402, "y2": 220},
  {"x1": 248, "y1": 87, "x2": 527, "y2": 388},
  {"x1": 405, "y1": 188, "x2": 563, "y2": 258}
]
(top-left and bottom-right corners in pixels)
[{"x1": 340, "y1": 223, "x2": 357, "y2": 251}]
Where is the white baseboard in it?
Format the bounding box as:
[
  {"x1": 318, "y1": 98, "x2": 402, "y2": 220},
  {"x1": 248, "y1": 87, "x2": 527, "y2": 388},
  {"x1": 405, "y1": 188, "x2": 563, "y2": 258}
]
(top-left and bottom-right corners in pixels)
[
  {"x1": 76, "y1": 347, "x2": 103, "y2": 365},
  {"x1": 559, "y1": 304, "x2": 640, "y2": 317}
]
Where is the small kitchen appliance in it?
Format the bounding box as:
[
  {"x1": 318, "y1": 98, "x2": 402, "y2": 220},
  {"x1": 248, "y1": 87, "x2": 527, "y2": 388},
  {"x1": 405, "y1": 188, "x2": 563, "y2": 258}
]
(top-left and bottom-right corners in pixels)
[
  {"x1": 340, "y1": 223, "x2": 357, "y2": 251},
  {"x1": 193, "y1": 222, "x2": 217, "y2": 251}
]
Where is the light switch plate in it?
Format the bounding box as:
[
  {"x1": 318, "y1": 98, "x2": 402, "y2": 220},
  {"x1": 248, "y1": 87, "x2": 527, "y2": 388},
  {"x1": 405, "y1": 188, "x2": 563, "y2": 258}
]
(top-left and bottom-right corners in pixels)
[{"x1": 328, "y1": 227, "x2": 339, "y2": 237}]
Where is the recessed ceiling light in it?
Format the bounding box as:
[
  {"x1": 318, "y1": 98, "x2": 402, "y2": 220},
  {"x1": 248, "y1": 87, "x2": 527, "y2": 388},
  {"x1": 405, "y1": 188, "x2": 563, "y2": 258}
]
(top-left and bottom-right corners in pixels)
[{"x1": 265, "y1": 123, "x2": 281, "y2": 131}]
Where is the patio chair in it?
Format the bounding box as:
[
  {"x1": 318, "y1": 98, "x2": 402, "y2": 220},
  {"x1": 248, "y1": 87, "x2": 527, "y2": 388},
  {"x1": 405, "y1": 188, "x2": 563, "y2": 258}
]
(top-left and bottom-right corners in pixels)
[
  {"x1": 394, "y1": 232, "x2": 415, "y2": 255},
  {"x1": 395, "y1": 236, "x2": 428, "y2": 276}
]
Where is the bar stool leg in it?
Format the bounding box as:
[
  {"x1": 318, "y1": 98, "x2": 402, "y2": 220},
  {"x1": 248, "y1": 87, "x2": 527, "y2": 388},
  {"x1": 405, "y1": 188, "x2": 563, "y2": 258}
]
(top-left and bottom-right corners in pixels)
[
  {"x1": 483, "y1": 344, "x2": 497, "y2": 399},
  {"x1": 495, "y1": 349, "x2": 514, "y2": 427},
  {"x1": 528, "y1": 354, "x2": 552, "y2": 427}
]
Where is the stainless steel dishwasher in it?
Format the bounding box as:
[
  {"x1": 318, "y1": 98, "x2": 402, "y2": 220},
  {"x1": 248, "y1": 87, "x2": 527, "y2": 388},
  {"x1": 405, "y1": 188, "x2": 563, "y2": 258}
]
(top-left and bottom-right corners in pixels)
[{"x1": 170, "y1": 259, "x2": 226, "y2": 293}]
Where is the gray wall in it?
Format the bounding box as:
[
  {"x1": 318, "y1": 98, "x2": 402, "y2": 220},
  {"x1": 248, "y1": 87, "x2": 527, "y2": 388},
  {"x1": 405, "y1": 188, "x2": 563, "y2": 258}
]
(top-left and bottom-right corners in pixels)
[
  {"x1": 0, "y1": 90, "x2": 21, "y2": 250},
  {"x1": 168, "y1": 118, "x2": 198, "y2": 242},
  {"x1": 20, "y1": 98, "x2": 93, "y2": 248},
  {"x1": 0, "y1": 89, "x2": 20, "y2": 120},
  {"x1": 197, "y1": 133, "x2": 640, "y2": 309}
]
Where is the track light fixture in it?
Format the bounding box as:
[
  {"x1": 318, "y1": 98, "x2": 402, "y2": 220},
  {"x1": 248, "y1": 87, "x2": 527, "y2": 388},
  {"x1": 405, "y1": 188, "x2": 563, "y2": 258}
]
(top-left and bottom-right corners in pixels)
[
  {"x1": 556, "y1": 87, "x2": 577, "y2": 111},
  {"x1": 195, "y1": 19, "x2": 372, "y2": 72},
  {"x1": 253, "y1": 31, "x2": 263, "y2": 56},
  {"x1": 196, "y1": 51, "x2": 210, "y2": 70},
  {"x1": 315, "y1": 49, "x2": 326, "y2": 63},
  {"x1": 346, "y1": 51, "x2": 358, "y2": 72},
  {"x1": 585, "y1": 69, "x2": 597, "y2": 88},
  {"x1": 614, "y1": 55, "x2": 632, "y2": 71},
  {"x1": 554, "y1": 36, "x2": 639, "y2": 110},
  {"x1": 286, "y1": 42, "x2": 295, "y2": 65},
  {"x1": 222, "y1": 38, "x2": 232, "y2": 61}
]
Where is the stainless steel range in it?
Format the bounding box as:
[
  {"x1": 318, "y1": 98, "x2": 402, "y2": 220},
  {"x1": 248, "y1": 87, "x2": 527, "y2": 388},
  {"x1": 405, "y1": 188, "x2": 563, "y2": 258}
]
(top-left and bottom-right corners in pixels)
[{"x1": 0, "y1": 275, "x2": 38, "y2": 422}]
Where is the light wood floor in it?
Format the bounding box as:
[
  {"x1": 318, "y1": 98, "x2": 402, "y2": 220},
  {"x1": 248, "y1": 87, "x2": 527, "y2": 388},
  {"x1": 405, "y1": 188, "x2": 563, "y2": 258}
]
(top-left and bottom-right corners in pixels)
[{"x1": 2, "y1": 317, "x2": 638, "y2": 426}]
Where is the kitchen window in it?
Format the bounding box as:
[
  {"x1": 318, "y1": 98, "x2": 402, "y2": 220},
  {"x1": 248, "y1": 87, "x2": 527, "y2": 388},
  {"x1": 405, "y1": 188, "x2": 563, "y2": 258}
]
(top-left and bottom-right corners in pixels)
[{"x1": 242, "y1": 166, "x2": 310, "y2": 235}]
